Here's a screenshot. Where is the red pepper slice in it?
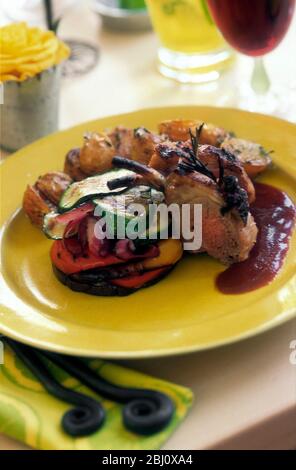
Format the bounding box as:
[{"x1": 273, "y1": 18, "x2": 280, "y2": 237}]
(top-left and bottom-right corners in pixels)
[
  {"x1": 63, "y1": 203, "x2": 95, "y2": 238},
  {"x1": 111, "y1": 267, "x2": 168, "y2": 289},
  {"x1": 51, "y1": 240, "x2": 126, "y2": 274},
  {"x1": 50, "y1": 240, "x2": 161, "y2": 275}
]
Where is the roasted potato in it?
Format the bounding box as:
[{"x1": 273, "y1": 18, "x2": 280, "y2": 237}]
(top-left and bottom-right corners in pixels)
[
  {"x1": 35, "y1": 171, "x2": 72, "y2": 205},
  {"x1": 79, "y1": 132, "x2": 115, "y2": 175},
  {"x1": 23, "y1": 185, "x2": 53, "y2": 227},
  {"x1": 64, "y1": 148, "x2": 88, "y2": 181},
  {"x1": 23, "y1": 172, "x2": 72, "y2": 227},
  {"x1": 130, "y1": 127, "x2": 161, "y2": 165},
  {"x1": 158, "y1": 119, "x2": 230, "y2": 146},
  {"x1": 221, "y1": 137, "x2": 272, "y2": 179},
  {"x1": 108, "y1": 126, "x2": 133, "y2": 158}
]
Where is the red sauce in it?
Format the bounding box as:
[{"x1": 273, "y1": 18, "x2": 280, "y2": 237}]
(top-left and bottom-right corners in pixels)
[{"x1": 216, "y1": 182, "x2": 296, "y2": 294}]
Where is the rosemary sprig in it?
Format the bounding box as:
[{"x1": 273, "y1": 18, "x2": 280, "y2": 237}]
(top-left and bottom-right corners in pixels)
[{"x1": 178, "y1": 124, "x2": 216, "y2": 181}]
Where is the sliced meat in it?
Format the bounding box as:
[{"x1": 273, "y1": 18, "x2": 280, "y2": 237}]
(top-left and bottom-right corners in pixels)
[
  {"x1": 165, "y1": 171, "x2": 257, "y2": 264},
  {"x1": 198, "y1": 145, "x2": 255, "y2": 203},
  {"x1": 149, "y1": 140, "x2": 255, "y2": 203}
]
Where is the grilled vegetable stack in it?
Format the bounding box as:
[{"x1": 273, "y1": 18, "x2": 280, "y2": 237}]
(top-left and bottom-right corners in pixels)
[{"x1": 44, "y1": 169, "x2": 183, "y2": 296}]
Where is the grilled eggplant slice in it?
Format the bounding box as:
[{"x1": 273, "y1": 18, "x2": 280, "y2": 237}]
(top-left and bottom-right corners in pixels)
[{"x1": 53, "y1": 264, "x2": 173, "y2": 296}]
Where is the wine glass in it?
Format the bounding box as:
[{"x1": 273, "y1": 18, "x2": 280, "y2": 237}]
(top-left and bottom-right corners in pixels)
[{"x1": 207, "y1": 0, "x2": 296, "y2": 115}]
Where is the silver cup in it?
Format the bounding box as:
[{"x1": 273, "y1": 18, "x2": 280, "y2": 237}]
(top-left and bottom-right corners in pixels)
[{"x1": 0, "y1": 66, "x2": 61, "y2": 152}]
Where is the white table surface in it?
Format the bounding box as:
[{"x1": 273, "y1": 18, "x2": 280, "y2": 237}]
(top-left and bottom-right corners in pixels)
[{"x1": 0, "y1": 3, "x2": 296, "y2": 450}]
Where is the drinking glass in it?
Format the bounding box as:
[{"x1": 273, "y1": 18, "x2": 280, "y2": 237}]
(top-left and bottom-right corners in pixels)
[
  {"x1": 207, "y1": 0, "x2": 296, "y2": 114},
  {"x1": 146, "y1": 0, "x2": 234, "y2": 83}
]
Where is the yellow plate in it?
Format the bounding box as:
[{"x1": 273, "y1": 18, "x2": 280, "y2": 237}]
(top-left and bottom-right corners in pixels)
[{"x1": 1, "y1": 106, "x2": 296, "y2": 358}]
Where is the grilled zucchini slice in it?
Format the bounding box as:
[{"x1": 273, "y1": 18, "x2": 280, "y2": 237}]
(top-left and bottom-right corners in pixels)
[{"x1": 58, "y1": 168, "x2": 135, "y2": 213}]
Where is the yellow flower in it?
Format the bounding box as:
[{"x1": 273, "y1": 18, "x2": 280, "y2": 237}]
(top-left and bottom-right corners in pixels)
[{"x1": 0, "y1": 22, "x2": 70, "y2": 82}]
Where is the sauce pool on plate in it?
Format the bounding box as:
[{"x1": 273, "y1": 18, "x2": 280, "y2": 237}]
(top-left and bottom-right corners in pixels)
[{"x1": 216, "y1": 182, "x2": 296, "y2": 294}]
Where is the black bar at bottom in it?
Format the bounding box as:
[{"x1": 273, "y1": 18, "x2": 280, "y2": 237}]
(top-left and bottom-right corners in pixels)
[{"x1": 0, "y1": 450, "x2": 294, "y2": 466}]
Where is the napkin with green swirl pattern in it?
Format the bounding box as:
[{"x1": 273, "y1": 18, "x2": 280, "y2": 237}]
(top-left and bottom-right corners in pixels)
[{"x1": 0, "y1": 345, "x2": 193, "y2": 450}]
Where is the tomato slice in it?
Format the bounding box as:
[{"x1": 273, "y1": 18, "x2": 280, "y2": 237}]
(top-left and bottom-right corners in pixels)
[
  {"x1": 111, "y1": 267, "x2": 168, "y2": 289},
  {"x1": 51, "y1": 240, "x2": 126, "y2": 274}
]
